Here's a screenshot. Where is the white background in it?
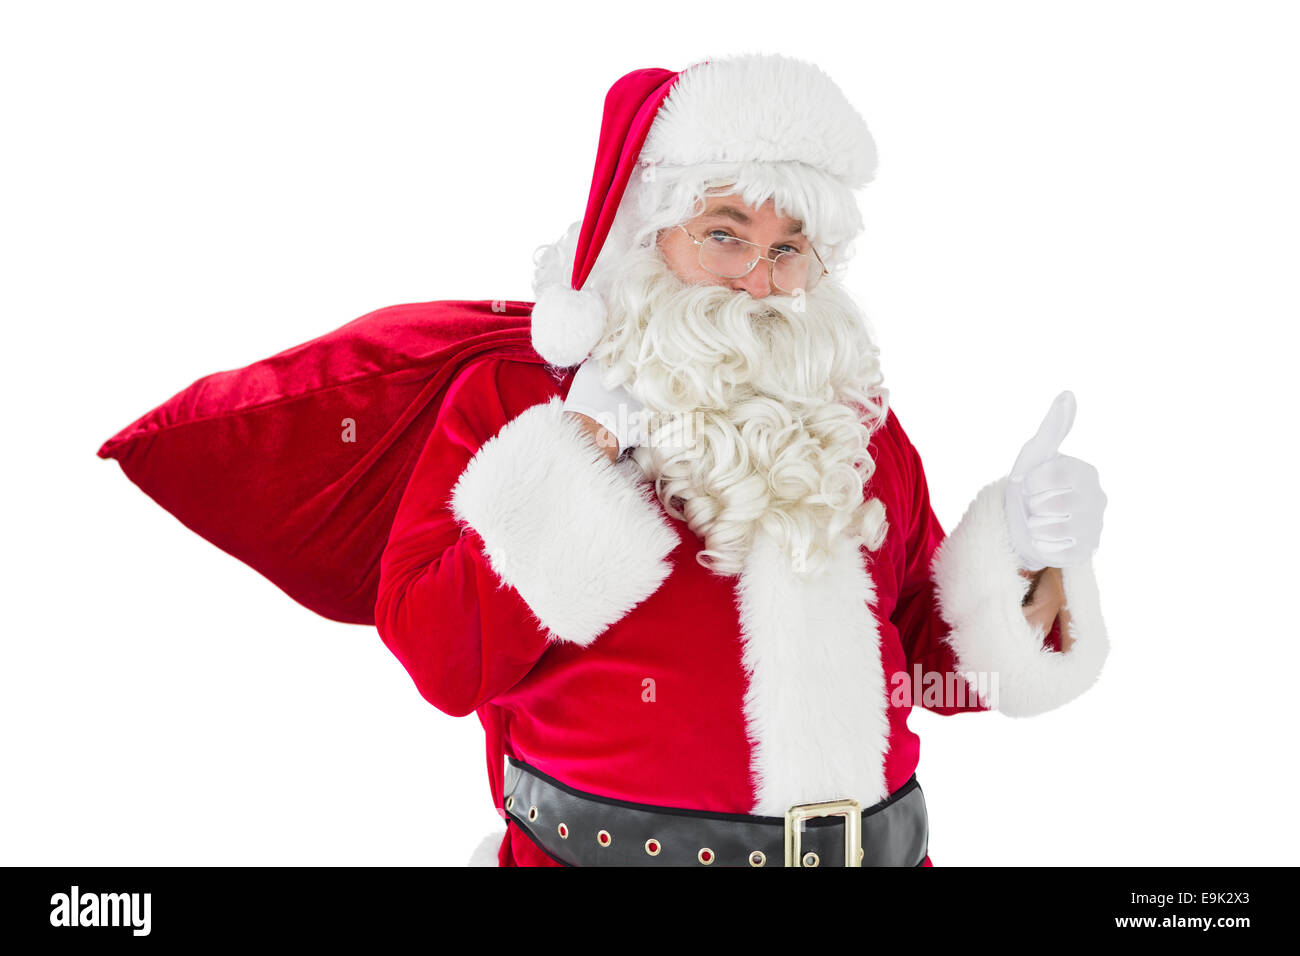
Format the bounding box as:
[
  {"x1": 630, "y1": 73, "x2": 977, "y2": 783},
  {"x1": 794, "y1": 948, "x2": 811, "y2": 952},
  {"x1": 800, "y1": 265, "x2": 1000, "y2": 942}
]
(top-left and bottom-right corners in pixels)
[{"x1": 3, "y1": 0, "x2": 1296, "y2": 866}]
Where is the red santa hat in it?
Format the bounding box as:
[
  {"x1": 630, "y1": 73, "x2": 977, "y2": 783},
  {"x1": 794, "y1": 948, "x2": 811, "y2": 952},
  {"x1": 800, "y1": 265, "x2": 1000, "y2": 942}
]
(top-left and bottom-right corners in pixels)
[{"x1": 531, "y1": 53, "x2": 879, "y2": 368}]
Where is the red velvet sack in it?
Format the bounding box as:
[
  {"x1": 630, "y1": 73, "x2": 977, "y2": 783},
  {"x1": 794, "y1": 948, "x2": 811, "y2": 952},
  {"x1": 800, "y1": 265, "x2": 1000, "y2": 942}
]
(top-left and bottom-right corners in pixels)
[{"x1": 97, "y1": 299, "x2": 545, "y2": 626}]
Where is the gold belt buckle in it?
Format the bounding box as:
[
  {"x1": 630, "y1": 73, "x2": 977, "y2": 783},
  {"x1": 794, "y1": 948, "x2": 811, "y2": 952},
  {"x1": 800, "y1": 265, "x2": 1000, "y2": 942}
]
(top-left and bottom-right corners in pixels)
[{"x1": 784, "y1": 798, "x2": 863, "y2": 867}]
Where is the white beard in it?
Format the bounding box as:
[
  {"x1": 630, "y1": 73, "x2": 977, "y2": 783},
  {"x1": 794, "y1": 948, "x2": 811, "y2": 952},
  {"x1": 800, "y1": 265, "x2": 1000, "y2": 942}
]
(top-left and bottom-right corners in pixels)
[{"x1": 589, "y1": 245, "x2": 892, "y2": 577}]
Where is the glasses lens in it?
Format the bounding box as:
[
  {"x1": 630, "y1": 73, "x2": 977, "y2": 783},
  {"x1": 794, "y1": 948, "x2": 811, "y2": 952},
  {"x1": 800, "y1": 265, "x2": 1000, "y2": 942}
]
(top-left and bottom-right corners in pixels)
[
  {"x1": 699, "y1": 234, "x2": 757, "y2": 278},
  {"x1": 773, "y1": 251, "x2": 816, "y2": 293}
]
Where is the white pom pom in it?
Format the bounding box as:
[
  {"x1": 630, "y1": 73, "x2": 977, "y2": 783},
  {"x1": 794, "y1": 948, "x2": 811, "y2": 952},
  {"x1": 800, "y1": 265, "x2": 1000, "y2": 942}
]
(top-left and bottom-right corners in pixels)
[{"x1": 530, "y1": 284, "x2": 608, "y2": 368}]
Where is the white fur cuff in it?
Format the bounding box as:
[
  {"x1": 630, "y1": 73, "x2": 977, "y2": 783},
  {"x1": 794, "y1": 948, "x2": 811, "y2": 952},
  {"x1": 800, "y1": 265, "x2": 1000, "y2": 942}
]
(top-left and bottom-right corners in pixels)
[
  {"x1": 931, "y1": 477, "x2": 1110, "y2": 717},
  {"x1": 450, "y1": 396, "x2": 680, "y2": 647}
]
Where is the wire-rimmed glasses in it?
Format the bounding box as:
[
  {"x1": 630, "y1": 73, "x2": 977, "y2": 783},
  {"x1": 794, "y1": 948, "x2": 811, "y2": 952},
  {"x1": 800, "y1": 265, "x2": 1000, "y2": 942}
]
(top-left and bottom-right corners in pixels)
[{"x1": 677, "y1": 224, "x2": 828, "y2": 293}]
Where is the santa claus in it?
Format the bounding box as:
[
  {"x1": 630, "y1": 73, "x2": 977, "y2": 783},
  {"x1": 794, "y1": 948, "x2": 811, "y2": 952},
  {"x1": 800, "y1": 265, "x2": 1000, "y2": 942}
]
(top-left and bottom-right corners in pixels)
[{"x1": 374, "y1": 53, "x2": 1109, "y2": 867}]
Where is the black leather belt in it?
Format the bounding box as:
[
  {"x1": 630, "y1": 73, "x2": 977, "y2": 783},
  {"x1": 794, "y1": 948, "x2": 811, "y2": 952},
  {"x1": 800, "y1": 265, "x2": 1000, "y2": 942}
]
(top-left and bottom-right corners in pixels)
[{"x1": 502, "y1": 757, "x2": 928, "y2": 867}]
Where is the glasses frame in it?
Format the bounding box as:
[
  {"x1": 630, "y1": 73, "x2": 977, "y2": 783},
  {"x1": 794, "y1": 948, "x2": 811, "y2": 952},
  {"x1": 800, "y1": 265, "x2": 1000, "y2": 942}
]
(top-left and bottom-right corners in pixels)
[{"x1": 676, "y1": 224, "x2": 829, "y2": 294}]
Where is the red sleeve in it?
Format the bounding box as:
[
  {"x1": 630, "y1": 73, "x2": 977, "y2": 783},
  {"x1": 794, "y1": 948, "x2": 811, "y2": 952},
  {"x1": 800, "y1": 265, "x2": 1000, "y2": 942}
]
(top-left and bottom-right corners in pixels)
[
  {"x1": 374, "y1": 358, "x2": 555, "y2": 717},
  {"x1": 374, "y1": 354, "x2": 680, "y2": 718}
]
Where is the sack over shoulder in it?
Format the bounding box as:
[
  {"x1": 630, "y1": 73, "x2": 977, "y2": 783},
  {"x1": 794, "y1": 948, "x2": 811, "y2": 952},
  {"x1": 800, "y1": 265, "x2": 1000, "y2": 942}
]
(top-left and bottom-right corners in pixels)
[{"x1": 98, "y1": 298, "x2": 550, "y2": 625}]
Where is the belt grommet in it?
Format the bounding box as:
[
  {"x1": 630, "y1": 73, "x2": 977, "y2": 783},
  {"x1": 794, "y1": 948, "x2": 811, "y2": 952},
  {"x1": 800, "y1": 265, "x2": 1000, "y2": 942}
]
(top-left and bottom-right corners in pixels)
[
  {"x1": 597, "y1": 829, "x2": 612, "y2": 847},
  {"x1": 505, "y1": 796, "x2": 514, "y2": 812},
  {"x1": 697, "y1": 847, "x2": 715, "y2": 865},
  {"x1": 557, "y1": 823, "x2": 569, "y2": 839},
  {"x1": 802, "y1": 851, "x2": 820, "y2": 868},
  {"x1": 527, "y1": 805, "x2": 538, "y2": 822},
  {"x1": 644, "y1": 838, "x2": 661, "y2": 856},
  {"x1": 749, "y1": 850, "x2": 766, "y2": 867}
]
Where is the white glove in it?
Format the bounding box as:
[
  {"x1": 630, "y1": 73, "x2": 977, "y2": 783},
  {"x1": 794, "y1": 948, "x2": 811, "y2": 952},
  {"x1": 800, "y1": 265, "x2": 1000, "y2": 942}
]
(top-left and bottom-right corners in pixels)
[
  {"x1": 1004, "y1": 391, "x2": 1108, "y2": 571},
  {"x1": 562, "y1": 358, "x2": 646, "y2": 458}
]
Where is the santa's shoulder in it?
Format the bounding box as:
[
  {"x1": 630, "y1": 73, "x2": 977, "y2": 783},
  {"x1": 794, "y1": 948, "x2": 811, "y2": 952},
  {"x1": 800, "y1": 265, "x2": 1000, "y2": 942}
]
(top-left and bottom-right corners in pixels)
[{"x1": 443, "y1": 352, "x2": 572, "y2": 435}]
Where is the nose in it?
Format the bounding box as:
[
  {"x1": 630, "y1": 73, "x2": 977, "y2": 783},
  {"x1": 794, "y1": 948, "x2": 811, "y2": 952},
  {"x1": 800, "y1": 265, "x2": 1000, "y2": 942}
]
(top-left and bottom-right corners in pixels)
[{"x1": 729, "y1": 260, "x2": 772, "y2": 299}]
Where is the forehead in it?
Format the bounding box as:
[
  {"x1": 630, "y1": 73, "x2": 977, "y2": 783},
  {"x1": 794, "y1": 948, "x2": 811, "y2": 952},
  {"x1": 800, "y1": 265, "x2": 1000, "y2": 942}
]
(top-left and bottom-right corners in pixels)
[{"x1": 694, "y1": 196, "x2": 805, "y2": 236}]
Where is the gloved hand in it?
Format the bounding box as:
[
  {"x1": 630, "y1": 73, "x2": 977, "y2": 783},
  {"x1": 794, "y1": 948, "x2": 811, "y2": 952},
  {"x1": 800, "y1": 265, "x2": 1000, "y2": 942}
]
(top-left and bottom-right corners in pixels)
[
  {"x1": 562, "y1": 357, "x2": 646, "y2": 458},
  {"x1": 1004, "y1": 391, "x2": 1108, "y2": 571}
]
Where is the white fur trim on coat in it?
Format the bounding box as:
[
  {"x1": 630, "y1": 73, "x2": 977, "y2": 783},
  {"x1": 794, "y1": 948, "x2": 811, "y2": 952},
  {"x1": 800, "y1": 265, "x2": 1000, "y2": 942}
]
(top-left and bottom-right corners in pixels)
[
  {"x1": 931, "y1": 477, "x2": 1109, "y2": 718},
  {"x1": 735, "y1": 527, "x2": 890, "y2": 814},
  {"x1": 450, "y1": 396, "x2": 680, "y2": 647}
]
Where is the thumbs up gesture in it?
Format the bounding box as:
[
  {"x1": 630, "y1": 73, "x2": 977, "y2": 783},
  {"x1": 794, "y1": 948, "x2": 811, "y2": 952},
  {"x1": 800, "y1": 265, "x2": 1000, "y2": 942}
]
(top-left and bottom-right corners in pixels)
[{"x1": 1004, "y1": 391, "x2": 1108, "y2": 572}]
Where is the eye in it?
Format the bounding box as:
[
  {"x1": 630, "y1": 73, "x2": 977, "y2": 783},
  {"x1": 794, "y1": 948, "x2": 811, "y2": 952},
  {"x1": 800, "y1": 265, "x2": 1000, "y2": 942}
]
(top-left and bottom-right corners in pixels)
[
  {"x1": 776, "y1": 243, "x2": 803, "y2": 256},
  {"x1": 706, "y1": 230, "x2": 740, "y2": 244}
]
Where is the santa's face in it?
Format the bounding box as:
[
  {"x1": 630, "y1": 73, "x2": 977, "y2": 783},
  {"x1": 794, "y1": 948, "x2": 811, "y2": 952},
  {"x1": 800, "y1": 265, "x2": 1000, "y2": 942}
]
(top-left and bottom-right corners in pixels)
[
  {"x1": 655, "y1": 196, "x2": 816, "y2": 298},
  {"x1": 591, "y1": 193, "x2": 890, "y2": 577}
]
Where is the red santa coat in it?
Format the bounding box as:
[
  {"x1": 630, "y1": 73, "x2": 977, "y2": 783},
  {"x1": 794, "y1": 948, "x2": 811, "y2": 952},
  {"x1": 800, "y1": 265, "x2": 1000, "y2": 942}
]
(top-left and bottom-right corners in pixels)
[{"x1": 375, "y1": 355, "x2": 1109, "y2": 867}]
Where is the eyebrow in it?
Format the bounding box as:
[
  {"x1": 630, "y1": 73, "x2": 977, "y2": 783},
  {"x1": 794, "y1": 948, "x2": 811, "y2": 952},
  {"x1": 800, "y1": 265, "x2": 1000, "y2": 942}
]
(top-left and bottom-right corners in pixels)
[{"x1": 700, "y1": 204, "x2": 805, "y2": 237}]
